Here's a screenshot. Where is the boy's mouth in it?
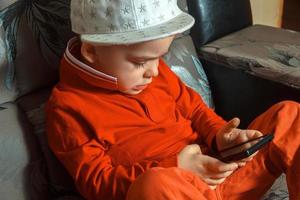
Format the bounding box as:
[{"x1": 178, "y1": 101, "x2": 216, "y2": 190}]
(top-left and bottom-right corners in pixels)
[{"x1": 133, "y1": 84, "x2": 148, "y2": 91}]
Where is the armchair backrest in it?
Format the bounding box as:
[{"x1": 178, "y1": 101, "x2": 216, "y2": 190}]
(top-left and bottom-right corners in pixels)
[{"x1": 187, "y1": 0, "x2": 253, "y2": 49}]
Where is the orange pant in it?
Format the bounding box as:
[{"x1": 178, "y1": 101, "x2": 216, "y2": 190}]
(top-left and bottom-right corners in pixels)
[{"x1": 126, "y1": 101, "x2": 300, "y2": 200}]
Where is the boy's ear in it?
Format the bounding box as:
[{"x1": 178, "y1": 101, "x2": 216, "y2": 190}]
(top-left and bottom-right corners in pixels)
[{"x1": 81, "y1": 42, "x2": 97, "y2": 64}]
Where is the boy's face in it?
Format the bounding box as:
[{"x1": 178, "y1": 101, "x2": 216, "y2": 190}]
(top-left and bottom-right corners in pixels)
[{"x1": 81, "y1": 36, "x2": 175, "y2": 95}]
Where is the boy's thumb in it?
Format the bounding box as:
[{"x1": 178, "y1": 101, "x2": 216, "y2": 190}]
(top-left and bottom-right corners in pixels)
[
  {"x1": 222, "y1": 118, "x2": 240, "y2": 135},
  {"x1": 184, "y1": 144, "x2": 202, "y2": 154}
]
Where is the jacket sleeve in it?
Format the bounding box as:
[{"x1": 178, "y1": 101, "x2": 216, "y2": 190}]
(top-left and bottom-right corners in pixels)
[
  {"x1": 46, "y1": 102, "x2": 177, "y2": 200},
  {"x1": 162, "y1": 62, "x2": 227, "y2": 148}
]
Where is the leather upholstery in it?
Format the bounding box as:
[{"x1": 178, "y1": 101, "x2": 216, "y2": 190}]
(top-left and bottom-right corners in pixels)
[{"x1": 187, "y1": 0, "x2": 252, "y2": 48}]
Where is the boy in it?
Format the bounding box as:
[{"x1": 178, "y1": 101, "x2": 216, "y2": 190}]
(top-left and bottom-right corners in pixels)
[{"x1": 46, "y1": 0, "x2": 300, "y2": 199}]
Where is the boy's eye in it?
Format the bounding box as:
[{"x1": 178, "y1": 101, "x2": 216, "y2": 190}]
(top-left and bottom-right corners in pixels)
[{"x1": 134, "y1": 62, "x2": 146, "y2": 68}]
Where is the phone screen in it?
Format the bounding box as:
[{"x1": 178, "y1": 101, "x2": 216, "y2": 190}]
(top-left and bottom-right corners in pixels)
[{"x1": 217, "y1": 134, "x2": 274, "y2": 162}]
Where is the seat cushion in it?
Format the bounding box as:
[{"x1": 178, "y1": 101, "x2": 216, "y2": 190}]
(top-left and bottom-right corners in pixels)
[
  {"x1": 17, "y1": 89, "x2": 82, "y2": 199},
  {"x1": 262, "y1": 174, "x2": 288, "y2": 200},
  {"x1": 0, "y1": 102, "x2": 48, "y2": 200},
  {"x1": 198, "y1": 24, "x2": 300, "y2": 90}
]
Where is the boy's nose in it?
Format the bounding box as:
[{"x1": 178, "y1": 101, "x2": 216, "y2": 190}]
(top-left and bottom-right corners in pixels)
[{"x1": 144, "y1": 65, "x2": 159, "y2": 78}]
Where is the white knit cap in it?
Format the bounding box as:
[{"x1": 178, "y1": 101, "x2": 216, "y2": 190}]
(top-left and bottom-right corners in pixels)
[{"x1": 71, "y1": 0, "x2": 195, "y2": 45}]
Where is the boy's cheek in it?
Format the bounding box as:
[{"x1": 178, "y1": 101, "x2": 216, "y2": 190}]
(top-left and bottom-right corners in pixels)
[{"x1": 118, "y1": 81, "x2": 133, "y2": 91}]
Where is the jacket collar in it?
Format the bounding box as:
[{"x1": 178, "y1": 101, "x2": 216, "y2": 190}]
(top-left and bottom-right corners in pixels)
[{"x1": 62, "y1": 37, "x2": 119, "y2": 90}]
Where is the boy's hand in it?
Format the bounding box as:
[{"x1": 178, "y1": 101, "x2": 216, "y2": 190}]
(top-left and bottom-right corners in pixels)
[
  {"x1": 178, "y1": 144, "x2": 238, "y2": 190},
  {"x1": 215, "y1": 118, "x2": 263, "y2": 166}
]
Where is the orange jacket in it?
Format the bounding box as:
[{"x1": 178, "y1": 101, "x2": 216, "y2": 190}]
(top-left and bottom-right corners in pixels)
[{"x1": 46, "y1": 38, "x2": 226, "y2": 200}]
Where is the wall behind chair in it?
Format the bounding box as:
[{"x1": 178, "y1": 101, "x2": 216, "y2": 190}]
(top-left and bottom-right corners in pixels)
[{"x1": 250, "y1": 0, "x2": 284, "y2": 27}]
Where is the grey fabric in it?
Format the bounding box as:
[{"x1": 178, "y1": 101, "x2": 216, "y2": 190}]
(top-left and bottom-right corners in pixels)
[
  {"x1": 0, "y1": 0, "x2": 73, "y2": 98},
  {"x1": 178, "y1": 0, "x2": 188, "y2": 12},
  {"x1": 0, "y1": 102, "x2": 46, "y2": 200},
  {"x1": 263, "y1": 174, "x2": 289, "y2": 200},
  {"x1": 199, "y1": 24, "x2": 300, "y2": 90},
  {"x1": 0, "y1": 0, "x2": 18, "y2": 10},
  {"x1": 14, "y1": 15, "x2": 58, "y2": 96},
  {"x1": 164, "y1": 35, "x2": 214, "y2": 108},
  {"x1": 0, "y1": 19, "x2": 18, "y2": 104},
  {"x1": 18, "y1": 90, "x2": 80, "y2": 198}
]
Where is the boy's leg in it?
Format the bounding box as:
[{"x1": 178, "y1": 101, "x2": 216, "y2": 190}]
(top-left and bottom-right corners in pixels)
[
  {"x1": 218, "y1": 101, "x2": 300, "y2": 200},
  {"x1": 126, "y1": 167, "x2": 218, "y2": 200}
]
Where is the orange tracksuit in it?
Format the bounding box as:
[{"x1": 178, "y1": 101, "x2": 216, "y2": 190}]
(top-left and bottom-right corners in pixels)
[{"x1": 46, "y1": 38, "x2": 300, "y2": 200}]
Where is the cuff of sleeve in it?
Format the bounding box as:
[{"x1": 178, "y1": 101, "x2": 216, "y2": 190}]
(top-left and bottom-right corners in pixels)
[
  {"x1": 158, "y1": 155, "x2": 178, "y2": 168},
  {"x1": 207, "y1": 121, "x2": 227, "y2": 148}
]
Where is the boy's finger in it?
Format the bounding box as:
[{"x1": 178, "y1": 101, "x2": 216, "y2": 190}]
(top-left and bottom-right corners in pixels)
[
  {"x1": 237, "y1": 161, "x2": 247, "y2": 167},
  {"x1": 208, "y1": 170, "x2": 234, "y2": 179},
  {"x1": 207, "y1": 158, "x2": 239, "y2": 172},
  {"x1": 204, "y1": 177, "x2": 226, "y2": 186},
  {"x1": 246, "y1": 130, "x2": 263, "y2": 140},
  {"x1": 222, "y1": 118, "x2": 240, "y2": 137},
  {"x1": 217, "y1": 162, "x2": 239, "y2": 172},
  {"x1": 188, "y1": 144, "x2": 202, "y2": 154}
]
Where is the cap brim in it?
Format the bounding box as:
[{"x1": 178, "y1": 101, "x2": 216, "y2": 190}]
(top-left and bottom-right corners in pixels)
[{"x1": 80, "y1": 12, "x2": 195, "y2": 45}]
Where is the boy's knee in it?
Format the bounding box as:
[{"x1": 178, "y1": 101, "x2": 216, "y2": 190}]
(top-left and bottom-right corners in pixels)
[
  {"x1": 275, "y1": 100, "x2": 299, "y2": 110},
  {"x1": 126, "y1": 167, "x2": 170, "y2": 199},
  {"x1": 128, "y1": 168, "x2": 169, "y2": 191},
  {"x1": 269, "y1": 100, "x2": 300, "y2": 118}
]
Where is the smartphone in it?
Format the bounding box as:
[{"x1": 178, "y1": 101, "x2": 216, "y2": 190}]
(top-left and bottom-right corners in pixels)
[{"x1": 217, "y1": 133, "x2": 274, "y2": 162}]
